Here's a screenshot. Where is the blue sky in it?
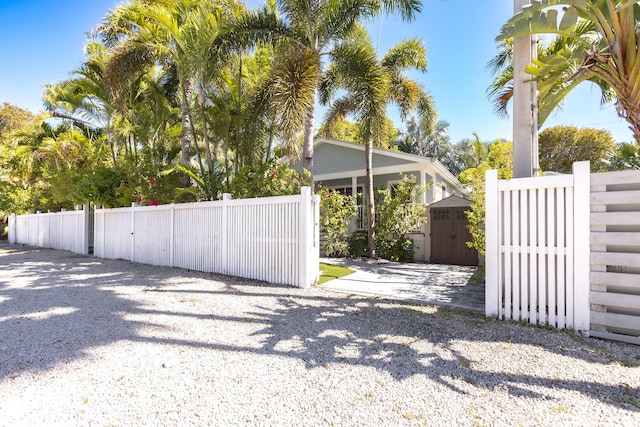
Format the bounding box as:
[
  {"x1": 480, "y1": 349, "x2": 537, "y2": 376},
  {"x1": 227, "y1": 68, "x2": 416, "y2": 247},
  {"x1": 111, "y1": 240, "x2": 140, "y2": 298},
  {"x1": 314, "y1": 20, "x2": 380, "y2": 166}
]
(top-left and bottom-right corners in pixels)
[{"x1": 0, "y1": 0, "x2": 634, "y2": 143}]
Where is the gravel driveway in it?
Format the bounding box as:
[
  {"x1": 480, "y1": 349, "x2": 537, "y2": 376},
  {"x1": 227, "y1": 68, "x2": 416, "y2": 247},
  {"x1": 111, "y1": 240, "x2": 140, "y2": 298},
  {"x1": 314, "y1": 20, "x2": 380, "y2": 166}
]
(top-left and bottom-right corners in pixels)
[{"x1": 1, "y1": 243, "x2": 639, "y2": 426}]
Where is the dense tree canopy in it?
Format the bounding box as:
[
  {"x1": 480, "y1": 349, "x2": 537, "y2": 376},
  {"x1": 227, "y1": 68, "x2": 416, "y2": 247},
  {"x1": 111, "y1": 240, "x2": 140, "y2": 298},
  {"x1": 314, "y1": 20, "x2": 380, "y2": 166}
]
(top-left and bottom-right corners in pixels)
[
  {"x1": 0, "y1": 103, "x2": 35, "y2": 141},
  {"x1": 539, "y1": 125, "x2": 615, "y2": 173}
]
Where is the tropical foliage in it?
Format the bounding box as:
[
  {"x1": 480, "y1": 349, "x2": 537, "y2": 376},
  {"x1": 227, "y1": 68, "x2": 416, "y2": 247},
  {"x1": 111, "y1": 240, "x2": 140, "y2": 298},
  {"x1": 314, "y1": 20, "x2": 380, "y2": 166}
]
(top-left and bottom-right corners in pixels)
[
  {"x1": 374, "y1": 175, "x2": 428, "y2": 261},
  {"x1": 1, "y1": 0, "x2": 440, "y2": 221},
  {"x1": 396, "y1": 125, "x2": 490, "y2": 177},
  {"x1": 235, "y1": 0, "x2": 423, "y2": 176},
  {"x1": 459, "y1": 139, "x2": 514, "y2": 255},
  {"x1": 498, "y1": 0, "x2": 640, "y2": 141},
  {"x1": 0, "y1": 0, "x2": 314, "y2": 214},
  {"x1": 318, "y1": 187, "x2": 357, "y2": 257},
  {"x1": 605, "y1": 141, "x2": 640, "y2": 170}
]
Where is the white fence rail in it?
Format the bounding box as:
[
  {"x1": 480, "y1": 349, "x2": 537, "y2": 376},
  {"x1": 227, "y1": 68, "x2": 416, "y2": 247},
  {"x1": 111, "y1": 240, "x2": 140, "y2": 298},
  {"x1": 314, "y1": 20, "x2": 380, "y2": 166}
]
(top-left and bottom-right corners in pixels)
[
  {"x1": 8, "y1": 206, "x2": 91, "y2": 255},
  {"x1": 589, "y1": 170, "x2": 640, "y2": 345},
  {"x1": 94, "y1": 188, "x2": 320, "y2": 288},
  {"x1": 485, "y1": 162, "x2": 591, "y2": 332}
]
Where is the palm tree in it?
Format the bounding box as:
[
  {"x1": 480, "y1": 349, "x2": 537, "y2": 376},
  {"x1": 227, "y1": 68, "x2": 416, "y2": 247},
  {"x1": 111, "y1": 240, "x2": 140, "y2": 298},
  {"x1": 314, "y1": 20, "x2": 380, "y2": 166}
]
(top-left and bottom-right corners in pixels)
[
  {"x1": 320, "y1": 32, "x2": 435, "y2": 258},
  {"x1": 95, "y1": 0, "x2": 239, "y2": 186},
  {"x1": 498, "y1": 0, "x2": 640, "y2": 141},
  {"x1": 399, "y1": 118, "x2": 451, "y2": 158},
  {"x1": 43, "y1": 41, "x2": 120, "y2": 168},
  {"x1": 235, "y1": 0, "x2": 422, "y2": 177},
  {"x1": 487, "y1": 29, "x2": 616, "y2": 123}
]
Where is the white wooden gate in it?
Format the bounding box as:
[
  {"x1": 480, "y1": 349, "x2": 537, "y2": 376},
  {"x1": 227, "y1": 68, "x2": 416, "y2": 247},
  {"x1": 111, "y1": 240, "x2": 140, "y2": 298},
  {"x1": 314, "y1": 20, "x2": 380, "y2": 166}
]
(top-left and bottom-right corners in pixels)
[{"x1": 485, "y1": 162, "x2": 591, "y2": 332}]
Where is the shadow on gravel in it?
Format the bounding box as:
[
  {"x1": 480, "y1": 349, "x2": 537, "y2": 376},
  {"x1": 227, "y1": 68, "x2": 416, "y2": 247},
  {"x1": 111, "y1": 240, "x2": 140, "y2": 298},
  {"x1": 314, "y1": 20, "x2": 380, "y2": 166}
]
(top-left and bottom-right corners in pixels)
[
  {"x1": 322, "y1": 258, "x2": 484, "y2": 312},
  {"x1": 0, "y1": 245, "x2": 156, "y2": 381},
  {"x1": 1, "y1": 243, "x2": 638, "y2": 413}
]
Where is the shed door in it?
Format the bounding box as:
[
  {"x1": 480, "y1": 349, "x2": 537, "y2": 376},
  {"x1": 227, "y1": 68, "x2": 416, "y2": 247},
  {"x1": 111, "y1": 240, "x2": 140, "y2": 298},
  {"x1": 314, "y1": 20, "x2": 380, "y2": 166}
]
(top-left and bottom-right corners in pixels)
[{"x1": 430, "y1": 208, "x2": 478, "y2": 265}]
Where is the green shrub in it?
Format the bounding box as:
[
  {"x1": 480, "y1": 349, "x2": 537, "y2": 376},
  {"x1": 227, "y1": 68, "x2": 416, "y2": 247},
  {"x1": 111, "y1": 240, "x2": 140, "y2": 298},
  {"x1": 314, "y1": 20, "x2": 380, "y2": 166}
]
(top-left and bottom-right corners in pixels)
[
  {"x1": 376, "y1": 236, "x2": 415, "y2": 262},
  {"x1": 374, "y1": 175, "x2": 428, "y2": 261},
  {"x1": 349, "y1": 230, "x2": 369, "y2": 258},
  {"x1": 319, "y1": 187, "x2": 356, "y2": 257},
  {"x1": 231, "y1": 161, "x2": 308, "y2": 199}
]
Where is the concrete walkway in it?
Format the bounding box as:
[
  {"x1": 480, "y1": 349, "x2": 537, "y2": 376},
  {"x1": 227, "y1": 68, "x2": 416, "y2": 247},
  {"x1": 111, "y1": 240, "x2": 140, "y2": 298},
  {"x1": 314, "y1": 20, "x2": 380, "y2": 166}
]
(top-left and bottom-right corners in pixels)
[{"x1": 319, "y1": 258, "x2": 484, "y2": 313}]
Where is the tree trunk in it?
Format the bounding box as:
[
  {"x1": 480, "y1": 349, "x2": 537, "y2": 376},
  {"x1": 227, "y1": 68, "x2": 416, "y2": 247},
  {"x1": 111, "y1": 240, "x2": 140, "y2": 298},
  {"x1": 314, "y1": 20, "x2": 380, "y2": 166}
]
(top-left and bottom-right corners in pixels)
[
  {"x1": 264, "y1": 125, "x2": 274, "y2": 165},
  {"x1": 302, "y1": 88, "x2": 317, "y2": 180},
  {"x1": 365, "y1": 136, "x2": 376, "y2": 258},
  {"x1": 616, "y1": 97, "x2": 640, "y2": 143},
  {"x1": 180, "y1": 80, "x2": 193, "y2": 187},
  {"x1": 106, "y1": 126, "x2": 118, "y2": 169},
  {"x1": 198, "y1": 81, "x2": 215, "y2": 200}
]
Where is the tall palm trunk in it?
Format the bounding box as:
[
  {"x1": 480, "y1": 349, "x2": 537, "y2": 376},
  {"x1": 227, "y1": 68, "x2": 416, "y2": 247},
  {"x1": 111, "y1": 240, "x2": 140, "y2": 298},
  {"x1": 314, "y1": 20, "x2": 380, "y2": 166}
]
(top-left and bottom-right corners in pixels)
[
  {"x1": 302, "y1": 88, "x2": 317, "y2": 178},
  {"x1": 197, "y1": 79, "x2": 215, "y2": 198},
  {"x1": 105, "y1": 126, "x2": 118, "y2": 169},
  {"x1": 180, "y1": 79, "x2": 194, "y2": 187},
  {"x1": 365, "y1": 136, "x2": 376, "y2": 258}
]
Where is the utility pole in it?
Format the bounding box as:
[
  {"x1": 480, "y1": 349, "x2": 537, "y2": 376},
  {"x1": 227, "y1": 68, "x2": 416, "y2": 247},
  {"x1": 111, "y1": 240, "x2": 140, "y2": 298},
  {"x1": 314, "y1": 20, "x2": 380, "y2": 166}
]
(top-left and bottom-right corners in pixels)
[{"x1": 512, "y1": 0, "x2": 539, "y2": 178}]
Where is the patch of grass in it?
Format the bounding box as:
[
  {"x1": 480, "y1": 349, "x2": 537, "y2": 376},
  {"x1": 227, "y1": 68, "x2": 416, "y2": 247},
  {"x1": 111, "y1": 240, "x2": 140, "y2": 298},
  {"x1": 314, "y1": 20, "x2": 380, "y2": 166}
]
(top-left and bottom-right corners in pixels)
[
  {"x1": 318, "y1": 262, "x2": 355, "y2": 284},
  {"x1": 438, "y1": 306, "x2": 485, "y2": 319},
  {"x1": 549, "y1": 404, "x2": 570, "y2": 414}
]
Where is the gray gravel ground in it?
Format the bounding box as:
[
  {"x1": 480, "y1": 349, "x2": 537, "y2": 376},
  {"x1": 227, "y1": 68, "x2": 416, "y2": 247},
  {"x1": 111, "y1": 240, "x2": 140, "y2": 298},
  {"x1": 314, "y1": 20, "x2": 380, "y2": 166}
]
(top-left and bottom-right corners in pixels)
[{"x1": 1, "y1": 243, "x2": 639, "y2": 426}]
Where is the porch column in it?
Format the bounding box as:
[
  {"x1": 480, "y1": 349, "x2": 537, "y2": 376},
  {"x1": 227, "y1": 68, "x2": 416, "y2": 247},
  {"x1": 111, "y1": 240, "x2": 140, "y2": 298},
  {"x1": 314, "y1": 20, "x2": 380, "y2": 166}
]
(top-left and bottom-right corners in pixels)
[
  {"x1": 349, "y1": 175, "x2": 359, "y2": 232},
  {"x1": 417, "y1": 171, "x2": 427, "y2": 204},
  {"x1": 425, "y1": 172, "x2": 436, "y2": 203}
]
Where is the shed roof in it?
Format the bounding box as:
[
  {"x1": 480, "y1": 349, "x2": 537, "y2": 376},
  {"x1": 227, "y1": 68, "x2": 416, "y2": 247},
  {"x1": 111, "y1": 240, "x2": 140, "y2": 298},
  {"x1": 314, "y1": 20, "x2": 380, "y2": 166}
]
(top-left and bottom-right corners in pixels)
[{"x1": 427, "y1": 195, "x2": 472, "y2": 209}]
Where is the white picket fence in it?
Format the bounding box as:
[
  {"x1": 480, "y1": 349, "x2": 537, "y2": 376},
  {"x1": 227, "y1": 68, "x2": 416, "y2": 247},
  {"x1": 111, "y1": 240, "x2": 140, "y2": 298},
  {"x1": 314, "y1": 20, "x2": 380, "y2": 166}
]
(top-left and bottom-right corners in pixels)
[
  {"x1": 7, "y1": 205, "x2": 92, "y2": 255},
  {"x1": 486, "y1": 162, "x2": 640, "y2": 344},
  {"x1": 94, "y1": 188, "x2": 320, "y2": 288}
]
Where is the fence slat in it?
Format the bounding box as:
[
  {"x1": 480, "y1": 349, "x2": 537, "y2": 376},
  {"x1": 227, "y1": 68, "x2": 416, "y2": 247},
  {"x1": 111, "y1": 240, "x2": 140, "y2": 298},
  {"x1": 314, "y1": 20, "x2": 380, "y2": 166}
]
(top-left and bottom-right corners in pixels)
[
  {"x1": 547, "y1": 188, "x2": 557, "y2": 327},
  {"x1": 529, "y1": 188, "x2": 538, "y2": 323},
  {"x1": 520, "y1": 189, "x2": 528, "y2": 322},
  {"x1": 557, "y1": 187, "x2": 566, "y2": 330},
  {"x1": 504, "y1": 190, "x2": 512, "y2": 320}
]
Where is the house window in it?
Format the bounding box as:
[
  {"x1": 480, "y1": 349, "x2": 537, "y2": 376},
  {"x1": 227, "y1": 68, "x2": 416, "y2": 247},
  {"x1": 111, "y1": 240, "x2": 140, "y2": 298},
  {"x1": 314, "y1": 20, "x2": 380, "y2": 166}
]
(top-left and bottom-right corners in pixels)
[
  {"x1": 331, "y1": 186, "x2": 363, "y2": 197},
  {"x1": 330, "y1": 186, "x2": 365, "y2": 229}
]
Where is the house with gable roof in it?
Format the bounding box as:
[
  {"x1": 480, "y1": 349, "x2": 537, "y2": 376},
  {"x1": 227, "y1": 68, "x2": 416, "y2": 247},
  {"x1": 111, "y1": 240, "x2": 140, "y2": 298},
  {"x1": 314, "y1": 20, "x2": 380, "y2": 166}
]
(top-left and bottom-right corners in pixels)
[{"x1": 293, "y1": 137, "x2": 479, "y2": 265}]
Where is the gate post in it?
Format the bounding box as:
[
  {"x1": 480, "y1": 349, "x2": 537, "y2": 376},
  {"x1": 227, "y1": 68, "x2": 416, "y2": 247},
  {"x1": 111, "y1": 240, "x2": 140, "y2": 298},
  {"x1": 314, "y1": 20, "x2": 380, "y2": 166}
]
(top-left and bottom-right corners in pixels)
[
  {"x1": 222, "y1": 193, "x2": 232, "y2": 275},
  {"x1": 131, "y1": 202, "x2": 137, "y2": 262},
  {"x1": 298, "y1": 187, "x2": 320, "y2": 288},
  {"x1": 572, "y1": 161, "x2": 591, "y2": 333},
  {"x1": 81, "y1": 203, "x2": 90, "y2": 255},
  {"x1": 8, "y1": 213, "x2": 16, "y2": 244},
  {"x1": 485, "y1": 170, "x2": 499, "y2": 317}
]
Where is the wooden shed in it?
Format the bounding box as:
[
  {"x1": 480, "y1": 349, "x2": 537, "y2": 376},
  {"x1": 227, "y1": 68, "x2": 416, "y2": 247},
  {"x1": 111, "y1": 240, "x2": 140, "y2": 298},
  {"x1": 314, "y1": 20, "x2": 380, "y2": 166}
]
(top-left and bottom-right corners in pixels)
[{"x1": 428, "y1": 196, "x2": 479, "y2": 266}]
